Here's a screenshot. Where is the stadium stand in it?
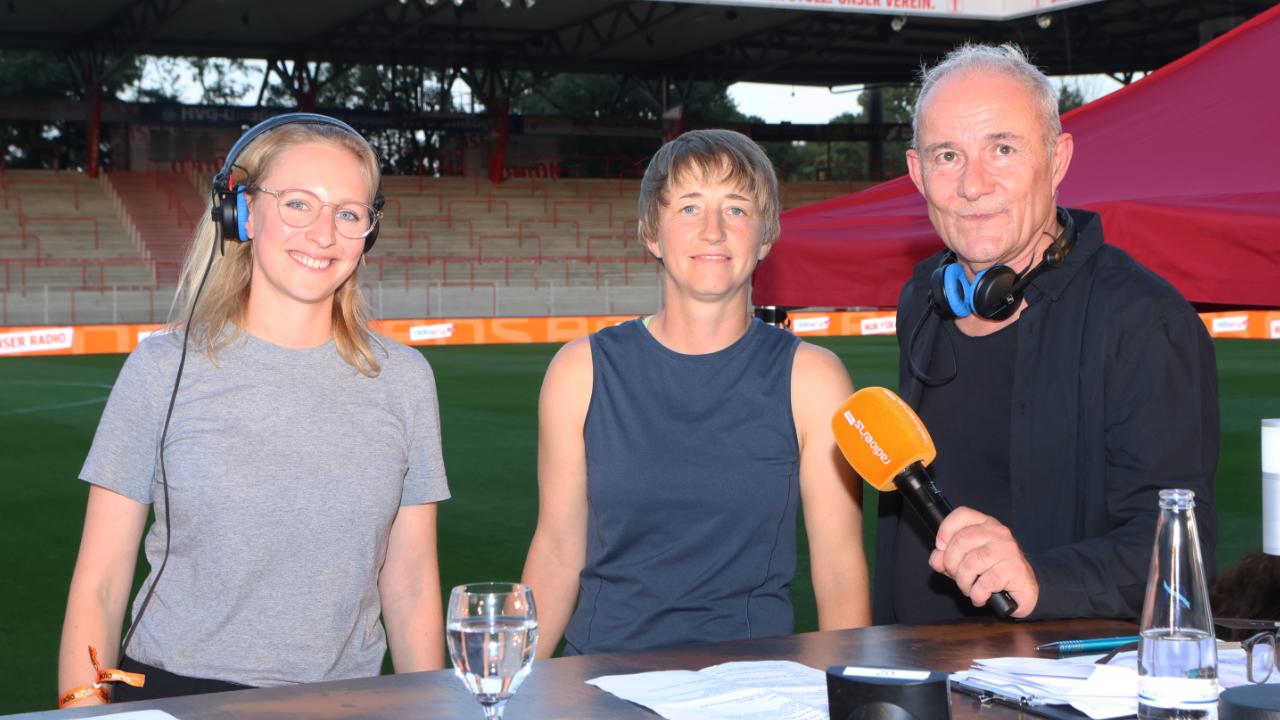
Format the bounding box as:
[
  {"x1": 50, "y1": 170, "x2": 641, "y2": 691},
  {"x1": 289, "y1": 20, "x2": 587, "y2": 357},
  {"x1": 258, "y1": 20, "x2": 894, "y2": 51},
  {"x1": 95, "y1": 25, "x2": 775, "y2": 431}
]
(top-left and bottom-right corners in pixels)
[
  {"x1": 0, "y1": 169, "x2": 158, "y2": 324},
  {"x1": 0, "y1": 168, "x2": 859, "y2": 324},
  {"x1": 105, "y1": 171, "x2": 203, "y2": 285}
]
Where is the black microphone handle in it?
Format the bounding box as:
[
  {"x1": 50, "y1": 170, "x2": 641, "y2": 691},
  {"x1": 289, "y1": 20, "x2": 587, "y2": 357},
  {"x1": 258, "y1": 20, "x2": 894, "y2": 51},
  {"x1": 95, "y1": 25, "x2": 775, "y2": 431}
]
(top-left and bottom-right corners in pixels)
[{"x1": 894, "y1": 462, "x2": 1019, "y2": 619}]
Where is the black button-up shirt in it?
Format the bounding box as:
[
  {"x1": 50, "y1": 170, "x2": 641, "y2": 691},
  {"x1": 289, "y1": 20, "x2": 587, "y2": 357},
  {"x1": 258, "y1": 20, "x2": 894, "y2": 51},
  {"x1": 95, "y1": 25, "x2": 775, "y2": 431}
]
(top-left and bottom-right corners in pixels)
[{"x1": 876, "y1": 208, "x2": 1219, "y2": 624}]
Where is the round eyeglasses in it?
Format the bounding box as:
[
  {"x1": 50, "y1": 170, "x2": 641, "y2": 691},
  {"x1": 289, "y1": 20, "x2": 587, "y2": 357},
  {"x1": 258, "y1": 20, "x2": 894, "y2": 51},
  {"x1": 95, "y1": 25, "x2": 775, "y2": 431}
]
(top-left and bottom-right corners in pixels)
[
  {"x1": 252, "y1": 186, "x2": 381, "y2": 240},
  {"x1": 1243, "y1": 631, "x2": 1277, "y2": 684},
  {"x1": 1215, "y1": 618, "x2": 1280, "y2": 684}
]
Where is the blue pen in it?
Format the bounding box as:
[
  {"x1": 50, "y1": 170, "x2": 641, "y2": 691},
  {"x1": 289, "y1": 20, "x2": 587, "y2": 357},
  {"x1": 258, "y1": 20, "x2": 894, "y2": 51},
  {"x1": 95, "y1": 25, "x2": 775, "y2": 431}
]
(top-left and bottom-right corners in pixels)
[{"x1": 1034, "y1": 635, "x2": 1141, "y2": 653}]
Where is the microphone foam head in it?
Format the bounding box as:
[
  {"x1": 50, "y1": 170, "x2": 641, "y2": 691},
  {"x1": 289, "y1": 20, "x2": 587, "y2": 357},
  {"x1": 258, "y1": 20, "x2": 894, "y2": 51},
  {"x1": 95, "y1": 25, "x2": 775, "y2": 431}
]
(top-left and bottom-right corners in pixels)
[{"x1": 831, "y1": 387, "x2": 937, "y2": 491}]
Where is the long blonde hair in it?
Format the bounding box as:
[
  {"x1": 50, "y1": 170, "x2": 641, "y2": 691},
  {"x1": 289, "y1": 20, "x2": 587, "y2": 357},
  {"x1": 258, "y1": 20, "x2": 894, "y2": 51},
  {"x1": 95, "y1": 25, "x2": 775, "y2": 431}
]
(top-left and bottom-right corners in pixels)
[{"x1": 171, "y1": 122, "x2": 383, "y2": 376}]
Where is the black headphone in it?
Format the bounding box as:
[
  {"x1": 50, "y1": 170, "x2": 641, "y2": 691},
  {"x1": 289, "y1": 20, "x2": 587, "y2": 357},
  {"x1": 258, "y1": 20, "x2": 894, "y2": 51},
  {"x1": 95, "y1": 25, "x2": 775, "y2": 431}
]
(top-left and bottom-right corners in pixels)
[
  {"x1": 210, "y1": 112, "x2": 385, "y2": 254},
  {"x1": 927, "y1": 206, "x2": 1076, "y2": 322}
]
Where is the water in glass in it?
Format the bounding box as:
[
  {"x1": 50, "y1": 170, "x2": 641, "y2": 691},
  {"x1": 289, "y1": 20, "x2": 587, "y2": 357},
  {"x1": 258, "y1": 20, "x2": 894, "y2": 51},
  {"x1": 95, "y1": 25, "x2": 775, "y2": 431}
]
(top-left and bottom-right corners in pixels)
[
  {"x1": 447, "y1": 583, "x2": 538, "y2": 720},
  {"x1": 1138, "y1": 628, "x2": 1218, "y2": 719}
]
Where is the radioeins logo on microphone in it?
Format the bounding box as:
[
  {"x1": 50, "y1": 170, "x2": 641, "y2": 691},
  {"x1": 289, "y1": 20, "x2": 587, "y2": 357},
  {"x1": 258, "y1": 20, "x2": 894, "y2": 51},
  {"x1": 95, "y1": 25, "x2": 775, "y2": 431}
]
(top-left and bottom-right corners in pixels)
[{"x1": 843, "y1": 410, "x2": 891, "y2": 465}]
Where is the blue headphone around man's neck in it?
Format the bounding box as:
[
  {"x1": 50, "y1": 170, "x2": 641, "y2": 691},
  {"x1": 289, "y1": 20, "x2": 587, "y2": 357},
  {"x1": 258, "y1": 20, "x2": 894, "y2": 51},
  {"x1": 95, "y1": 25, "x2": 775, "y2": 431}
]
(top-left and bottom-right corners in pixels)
[{"x1": 927, "y1": 206, "x2": 1076, "y2": 322}]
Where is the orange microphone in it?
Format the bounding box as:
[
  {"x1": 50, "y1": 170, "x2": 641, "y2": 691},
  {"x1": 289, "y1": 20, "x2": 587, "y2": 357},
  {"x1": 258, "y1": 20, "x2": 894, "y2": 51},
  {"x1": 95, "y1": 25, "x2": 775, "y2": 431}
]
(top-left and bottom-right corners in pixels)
[{"x1": 832, "y1": 386, "x2": 1018, "y2": 618}]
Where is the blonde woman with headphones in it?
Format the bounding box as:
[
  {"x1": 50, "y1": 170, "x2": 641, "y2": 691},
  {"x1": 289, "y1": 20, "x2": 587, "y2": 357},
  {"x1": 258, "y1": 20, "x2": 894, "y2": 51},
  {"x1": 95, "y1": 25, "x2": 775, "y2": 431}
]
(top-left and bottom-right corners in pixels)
[{"x1": 57, "y1": 115, "x2": 449, "y2": 707}]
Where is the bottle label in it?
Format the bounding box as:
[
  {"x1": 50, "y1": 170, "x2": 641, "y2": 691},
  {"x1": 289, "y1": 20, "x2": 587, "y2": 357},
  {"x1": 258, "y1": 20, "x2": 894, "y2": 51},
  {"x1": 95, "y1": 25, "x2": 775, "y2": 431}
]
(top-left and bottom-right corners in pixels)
[{"x1": 1138, "y1": 677, "x2": 1219, "y2": 710}]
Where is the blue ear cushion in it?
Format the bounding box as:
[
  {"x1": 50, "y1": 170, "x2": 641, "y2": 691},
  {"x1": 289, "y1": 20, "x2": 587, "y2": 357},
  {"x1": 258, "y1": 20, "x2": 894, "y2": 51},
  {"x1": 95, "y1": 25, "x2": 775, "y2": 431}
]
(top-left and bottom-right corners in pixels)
[
  {"x1": 942, "y1": 262, "x2": 975, "y2": 318},
  {"x1": 235, "y1": 186, "x2": 251, "y2": 242}
]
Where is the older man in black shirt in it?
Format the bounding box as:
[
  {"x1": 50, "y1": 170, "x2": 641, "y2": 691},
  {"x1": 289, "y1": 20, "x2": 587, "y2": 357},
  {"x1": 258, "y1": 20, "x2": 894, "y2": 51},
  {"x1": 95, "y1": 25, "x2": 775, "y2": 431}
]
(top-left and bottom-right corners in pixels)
[{"x1": 877, "y1": 43, "x2": 1218, "y2": 624}]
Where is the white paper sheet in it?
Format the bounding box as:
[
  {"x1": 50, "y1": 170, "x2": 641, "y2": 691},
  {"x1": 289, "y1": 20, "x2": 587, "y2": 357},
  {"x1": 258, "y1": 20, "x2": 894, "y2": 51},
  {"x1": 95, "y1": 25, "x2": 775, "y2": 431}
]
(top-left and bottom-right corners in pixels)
[
  {"x1": 586, "y1": 660, "x2": 827, "y2": 720},
  {"x1": 954, "y1": 654, "x2": 1140, "y2": 720},
  {"x1": 955, "y1": 648, "x2": 1279, "y2": 720}
]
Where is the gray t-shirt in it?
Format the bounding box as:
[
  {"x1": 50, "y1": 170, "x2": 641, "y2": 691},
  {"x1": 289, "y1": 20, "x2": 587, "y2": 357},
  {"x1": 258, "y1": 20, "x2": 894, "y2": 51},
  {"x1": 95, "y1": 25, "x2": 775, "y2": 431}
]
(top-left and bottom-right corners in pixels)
[{"x1": 80, "y1": 330, "x2": 449, "y2": 687}]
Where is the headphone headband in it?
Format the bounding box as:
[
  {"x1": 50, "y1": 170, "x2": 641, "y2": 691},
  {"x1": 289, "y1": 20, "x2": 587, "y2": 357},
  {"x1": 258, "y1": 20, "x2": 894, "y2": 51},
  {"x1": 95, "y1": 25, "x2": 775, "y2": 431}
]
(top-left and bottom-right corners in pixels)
[{"x1": 212, "y1": 113, "x2": 366, "y2": 194}]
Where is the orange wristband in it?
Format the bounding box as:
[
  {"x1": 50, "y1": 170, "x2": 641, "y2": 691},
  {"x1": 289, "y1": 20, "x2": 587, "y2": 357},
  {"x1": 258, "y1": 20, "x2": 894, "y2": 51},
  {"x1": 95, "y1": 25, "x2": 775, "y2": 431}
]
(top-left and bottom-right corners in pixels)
[
  {"x1": 57, "y1": 646, "x2": 146, "y2": 709},
  {"x1": 56, "y1": 682, "x2": 109, "y2": 709}
]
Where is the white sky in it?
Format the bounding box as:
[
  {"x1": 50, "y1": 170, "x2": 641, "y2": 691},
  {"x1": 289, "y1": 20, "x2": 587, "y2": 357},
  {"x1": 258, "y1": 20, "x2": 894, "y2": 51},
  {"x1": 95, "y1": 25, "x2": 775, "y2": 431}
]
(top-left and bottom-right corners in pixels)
[
  {"x1": 728, "y1": 83, "x2": 862, "y2": 123},
  {"x1": 728, "y1": 75, "x2": 1127, "y2": 124}
]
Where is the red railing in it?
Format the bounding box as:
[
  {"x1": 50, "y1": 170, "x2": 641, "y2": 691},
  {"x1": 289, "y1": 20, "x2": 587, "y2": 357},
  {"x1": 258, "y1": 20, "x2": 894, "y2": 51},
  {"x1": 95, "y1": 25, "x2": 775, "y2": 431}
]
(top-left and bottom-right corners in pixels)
[
  {"x1": 477, "y1": 233, "x2": 533, "y2": 262},
  {"x1": 585, "y1": 231, "x2": 641, "y2": 260},
  {"x1": 361, "y1": 254, "x2": 656, "y2": 294},
  {"x1": 0, "y1": 257, "x2": 157, "y2": 294},
  {"x1": 551, "y1": 197, "x2": 615, "y2": 229},
  {"x1": 517, "y1": 217, "x2": 580, "y2": 249},
  {"x1": 407, "y1": 216, "x2": 475, "y2": 257},
  {"x1": 21, "y1": 214, "x2": 101, "y2": 248},
  {"x1": 382, "y1": 178, "x2": 445, "y2": 212},
  {"x1": 487, "y1": 185, "x2": 549, "y2": 213},
  {"x1": 0, "y1": 230, "x2": 41, "y2": 258},
  {"x1": 0, "y1": 176, "x2": 81, "y2": 210},
  {"x1": 381, "y1": 195, "x2": 404, "y2": 227},
  {"x1": 447, "y1": 197, "x2": 510, "y2": 228},
  {"x1": 160, "y1": 185, "x2": 198, "y2": 231}
]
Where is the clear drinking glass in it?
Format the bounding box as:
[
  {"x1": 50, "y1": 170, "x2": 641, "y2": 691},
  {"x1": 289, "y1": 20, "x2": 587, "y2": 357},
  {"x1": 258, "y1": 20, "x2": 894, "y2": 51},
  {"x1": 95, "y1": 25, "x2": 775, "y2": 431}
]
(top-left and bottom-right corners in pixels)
[{"x1": 446, "y1": 582, "x2": 538, "y2": 720}]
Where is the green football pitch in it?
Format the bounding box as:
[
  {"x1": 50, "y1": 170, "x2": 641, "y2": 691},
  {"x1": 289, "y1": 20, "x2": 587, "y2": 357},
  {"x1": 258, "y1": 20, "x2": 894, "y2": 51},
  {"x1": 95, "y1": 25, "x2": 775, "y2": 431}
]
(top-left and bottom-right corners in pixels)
[{"x1": 1, "y1": 336, "x2": 1274, "y2": 714}]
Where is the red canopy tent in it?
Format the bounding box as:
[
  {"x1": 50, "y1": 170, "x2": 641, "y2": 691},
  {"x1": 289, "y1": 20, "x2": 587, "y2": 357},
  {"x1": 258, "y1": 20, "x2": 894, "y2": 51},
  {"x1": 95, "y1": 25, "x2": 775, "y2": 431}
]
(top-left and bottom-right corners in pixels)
[{"x1": 753, "y1": 4, "x2": 1280, "y2": 309}]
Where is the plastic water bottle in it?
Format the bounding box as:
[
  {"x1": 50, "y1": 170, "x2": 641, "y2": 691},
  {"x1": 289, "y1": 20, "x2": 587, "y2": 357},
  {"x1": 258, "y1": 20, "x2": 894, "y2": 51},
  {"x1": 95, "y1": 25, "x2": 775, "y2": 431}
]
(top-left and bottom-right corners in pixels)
[{"x1": 1137, "y1": 488, "x2": 1218, "y2": 719}]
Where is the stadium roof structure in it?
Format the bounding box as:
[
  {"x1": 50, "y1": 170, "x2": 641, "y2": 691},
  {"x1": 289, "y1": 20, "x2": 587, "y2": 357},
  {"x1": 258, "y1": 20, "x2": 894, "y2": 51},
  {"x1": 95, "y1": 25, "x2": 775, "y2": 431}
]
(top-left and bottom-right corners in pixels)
[
  {"x1": 753, "y1": 3, "x2": 1280, "y2": 309},
  {"x1": 0, "y1": 0, "x2": 1273, "y2": 88}
]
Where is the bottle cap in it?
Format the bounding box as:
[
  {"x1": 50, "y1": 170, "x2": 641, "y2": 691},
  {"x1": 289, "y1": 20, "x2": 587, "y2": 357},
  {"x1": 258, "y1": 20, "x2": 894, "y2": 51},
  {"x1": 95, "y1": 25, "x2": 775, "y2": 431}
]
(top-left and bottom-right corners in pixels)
[{"x1": 1158, "y1": 488, "x2": 1196, "y2": 510}]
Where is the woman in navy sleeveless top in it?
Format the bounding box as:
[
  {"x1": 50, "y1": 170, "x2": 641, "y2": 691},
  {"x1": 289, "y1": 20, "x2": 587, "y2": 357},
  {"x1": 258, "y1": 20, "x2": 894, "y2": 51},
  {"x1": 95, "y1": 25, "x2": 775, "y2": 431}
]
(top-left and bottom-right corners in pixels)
[{"x1": 522, "y1": 130, "x2": 871, "y2": 656}]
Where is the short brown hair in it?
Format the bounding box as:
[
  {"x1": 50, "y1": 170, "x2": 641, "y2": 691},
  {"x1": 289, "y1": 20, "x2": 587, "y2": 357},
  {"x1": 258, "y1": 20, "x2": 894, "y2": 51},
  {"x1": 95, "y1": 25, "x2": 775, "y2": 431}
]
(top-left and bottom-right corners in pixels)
[{"x1": 637, "y1": 129, "x2": 780, "y2": 247}]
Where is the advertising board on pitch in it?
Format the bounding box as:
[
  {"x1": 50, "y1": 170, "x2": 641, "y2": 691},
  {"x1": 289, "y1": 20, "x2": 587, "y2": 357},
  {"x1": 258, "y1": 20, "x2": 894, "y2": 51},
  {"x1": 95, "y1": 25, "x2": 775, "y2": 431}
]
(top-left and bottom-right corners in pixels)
[
  {"x1": 410, "y1": 323, "x2": 456, "y2": 342},
  {"x1": 792, "y1": 316, "x2": 832, "y2": 333},
  {"x1": 860, "y1": 317, "x2": 897, "y2": 336},
  {"x1": 0, "y1": 327, "x2": 74, "y2": 355},
  {"x1": 1211, "y1": 315, "x2": 1249, "y2": 334}
]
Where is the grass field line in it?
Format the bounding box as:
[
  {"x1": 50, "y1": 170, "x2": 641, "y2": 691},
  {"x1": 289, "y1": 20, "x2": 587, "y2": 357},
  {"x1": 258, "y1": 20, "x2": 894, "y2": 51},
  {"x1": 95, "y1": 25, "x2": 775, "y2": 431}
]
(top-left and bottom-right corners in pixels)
[{"x1": 0, "y1": 379, "x2": 112, "y2": 415}]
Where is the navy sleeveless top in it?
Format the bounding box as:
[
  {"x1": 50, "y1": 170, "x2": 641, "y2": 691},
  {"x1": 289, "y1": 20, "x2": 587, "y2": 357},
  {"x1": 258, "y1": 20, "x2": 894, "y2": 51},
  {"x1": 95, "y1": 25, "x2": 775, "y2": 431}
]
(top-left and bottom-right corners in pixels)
[{"x1": 563, "y1": 317, "x2": 802, "y2": 655}]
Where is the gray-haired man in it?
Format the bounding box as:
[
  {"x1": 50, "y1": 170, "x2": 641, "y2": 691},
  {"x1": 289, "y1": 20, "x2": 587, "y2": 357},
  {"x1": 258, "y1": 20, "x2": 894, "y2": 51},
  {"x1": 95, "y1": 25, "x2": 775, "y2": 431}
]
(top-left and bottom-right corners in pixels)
[{"x1": 877, "y1": 44, "x2": 1218, "y2": 624}]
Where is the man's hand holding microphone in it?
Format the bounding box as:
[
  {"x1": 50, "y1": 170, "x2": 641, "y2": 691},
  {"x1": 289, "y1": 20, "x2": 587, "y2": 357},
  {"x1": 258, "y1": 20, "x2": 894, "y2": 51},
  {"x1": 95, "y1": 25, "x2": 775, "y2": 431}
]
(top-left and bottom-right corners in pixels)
[{"x1": 831, "y1": 386, "x2": 1037, "y2": 619}]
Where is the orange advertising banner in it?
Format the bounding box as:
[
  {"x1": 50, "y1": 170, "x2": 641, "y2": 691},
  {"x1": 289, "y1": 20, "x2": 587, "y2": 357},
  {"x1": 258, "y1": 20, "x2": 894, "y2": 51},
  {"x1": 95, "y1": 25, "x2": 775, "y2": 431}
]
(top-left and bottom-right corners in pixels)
[
  {"x1": 1198, "y1": 310, "x2": 1280, "y2": 340},
  {"x1": 0, "y1": 316, "x2": 641, "y2": 358},
  {"x1": 2, "y1": 310, "x2": 1277, "y2": 358},
  {"x1": 374, "y1": 315, "x2": 640, "y2": 347}
]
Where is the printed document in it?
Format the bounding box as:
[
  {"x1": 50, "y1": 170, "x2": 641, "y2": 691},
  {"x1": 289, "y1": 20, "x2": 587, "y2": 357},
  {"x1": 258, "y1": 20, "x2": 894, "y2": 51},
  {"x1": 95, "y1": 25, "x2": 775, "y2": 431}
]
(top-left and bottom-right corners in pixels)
[
  {"x1": 953, "y1": 647, "x2": 1278, "y2": 720},
  {"x1": 587, "y1": 660, "x2": 828, "y2": 720}
]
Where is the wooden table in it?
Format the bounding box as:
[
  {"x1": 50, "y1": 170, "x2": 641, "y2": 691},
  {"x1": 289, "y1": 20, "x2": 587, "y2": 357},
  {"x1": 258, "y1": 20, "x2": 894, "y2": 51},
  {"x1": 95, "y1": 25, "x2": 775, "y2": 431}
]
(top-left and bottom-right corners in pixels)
[{"x1": 19, "y1": 618, "x2": 1136, "y2": 719}]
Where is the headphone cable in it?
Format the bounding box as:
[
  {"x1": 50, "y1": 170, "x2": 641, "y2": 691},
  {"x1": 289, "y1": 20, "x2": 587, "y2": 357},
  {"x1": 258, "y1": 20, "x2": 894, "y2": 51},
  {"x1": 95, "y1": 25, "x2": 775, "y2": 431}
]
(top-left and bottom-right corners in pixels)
[
  {"x1": 120, "y1": 232, "x2": 219, "y2": 658},
  {"x1": 906, "y1": 308, "x2": 958, "y2": 387}
]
